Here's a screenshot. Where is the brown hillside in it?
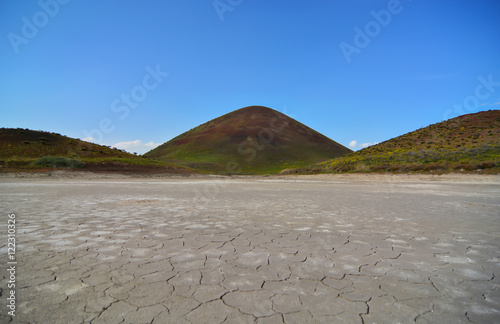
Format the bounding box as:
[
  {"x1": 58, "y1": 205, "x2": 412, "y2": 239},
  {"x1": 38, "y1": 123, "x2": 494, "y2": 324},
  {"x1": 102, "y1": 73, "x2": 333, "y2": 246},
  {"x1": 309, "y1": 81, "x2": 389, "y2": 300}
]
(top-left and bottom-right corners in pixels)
[
  {"x1": 145, "y1": 106, "x2": 352, "y2": 174},
  {"x1": 285, "y1": 110, "x2": 500, "y2": 174},
  {"x1": 0, "y1": 128, "x2": 191, "y2": 173},
  {"x1": 0, "y1": 128, "x2": 127, "y2": 159},
  {"x1": 362, "y1": 109, "x2": 500, "y2": 153}
]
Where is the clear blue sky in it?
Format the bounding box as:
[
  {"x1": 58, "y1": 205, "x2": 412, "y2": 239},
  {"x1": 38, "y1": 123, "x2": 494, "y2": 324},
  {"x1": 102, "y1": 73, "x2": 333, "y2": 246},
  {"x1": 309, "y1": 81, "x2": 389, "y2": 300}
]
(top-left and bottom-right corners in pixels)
[{"x1": 1, "y1": 0, "x2": 499, "y2": 153}]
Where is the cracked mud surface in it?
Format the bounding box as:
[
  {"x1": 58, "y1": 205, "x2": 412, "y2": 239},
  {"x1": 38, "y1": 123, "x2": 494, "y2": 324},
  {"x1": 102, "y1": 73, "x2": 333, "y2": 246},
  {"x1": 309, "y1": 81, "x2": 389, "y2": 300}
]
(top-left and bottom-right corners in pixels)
[{"x1": 1, "y1": 175, "x2": 499, "y2": 323}]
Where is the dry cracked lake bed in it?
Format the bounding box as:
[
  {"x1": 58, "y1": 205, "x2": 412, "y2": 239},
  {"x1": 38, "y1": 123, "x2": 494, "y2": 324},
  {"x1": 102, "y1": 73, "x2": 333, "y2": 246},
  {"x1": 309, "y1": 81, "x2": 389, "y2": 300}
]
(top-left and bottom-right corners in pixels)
[{"x1": 0, "y1": 173, "x2": 499, "y2": 323}]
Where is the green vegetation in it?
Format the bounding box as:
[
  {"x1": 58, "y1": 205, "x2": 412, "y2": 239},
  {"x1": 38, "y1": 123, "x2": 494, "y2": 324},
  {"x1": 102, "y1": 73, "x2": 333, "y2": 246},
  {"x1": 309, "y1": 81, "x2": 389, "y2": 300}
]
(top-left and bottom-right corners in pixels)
[
  {"x1": 144, "y1": 106, "x2": 352, "y2": 174},
  {"x1": 284, "y1": 110, "x2": 500, "y2": 174},
  {"x1": 3, "y1": 109, "x2": 498, "y2": 175},
  {"x1": 0, "y1": 128, "x2": 192, "y2": 173},
  {"x1": 32, "y1": 156, "x2": 85, "y2": 168},
  {"x1": 286, "y1": 144, "x2": 499, "y2": 174}
]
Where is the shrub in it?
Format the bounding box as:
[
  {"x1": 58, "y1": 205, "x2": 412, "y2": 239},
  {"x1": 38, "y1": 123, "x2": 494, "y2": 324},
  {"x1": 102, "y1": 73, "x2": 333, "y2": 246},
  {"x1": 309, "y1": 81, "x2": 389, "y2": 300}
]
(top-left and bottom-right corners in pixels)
[
  {"x1": 354, "y1": 163, "x2": 370, "y2": 172},
  {"x1": 32, "y1": 156, "x2": 85, "y2": 168},
  {"x1": 371, "y1": 163, "x2": 390, "y2": 172},
  {"x1": 422, "y1": 163, "x2": 445, "y2": 172},
  {"x1": 477, "y1": 161, "x2": 496, "y2": 169}
]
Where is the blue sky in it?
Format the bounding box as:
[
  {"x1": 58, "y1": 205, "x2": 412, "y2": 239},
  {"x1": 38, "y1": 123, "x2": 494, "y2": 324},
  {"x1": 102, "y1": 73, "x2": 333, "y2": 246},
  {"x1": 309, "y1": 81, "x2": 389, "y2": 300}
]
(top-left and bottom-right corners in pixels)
[{"x1": 1, "y1": 0, "x2": 499, "y2": 154}]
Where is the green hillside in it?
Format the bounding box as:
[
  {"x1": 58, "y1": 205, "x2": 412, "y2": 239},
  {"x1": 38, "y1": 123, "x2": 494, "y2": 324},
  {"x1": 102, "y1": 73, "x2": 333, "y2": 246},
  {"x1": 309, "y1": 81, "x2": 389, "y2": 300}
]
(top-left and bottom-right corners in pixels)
[
  {"x1": 0, "y1": 128, "x2": 192, "y2": 173},
  {"x1": 144, "y1": 106, "x2": 352, "y2": 174},
  {"x1": 283, "y1": 110, "x2": 500, "y2": 174}
]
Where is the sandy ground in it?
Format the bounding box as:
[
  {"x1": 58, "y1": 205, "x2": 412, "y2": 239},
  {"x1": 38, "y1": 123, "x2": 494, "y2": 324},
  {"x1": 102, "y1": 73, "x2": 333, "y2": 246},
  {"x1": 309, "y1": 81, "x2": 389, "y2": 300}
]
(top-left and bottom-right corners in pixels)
[{"x1": 0, "y1": 173, "x2": 499, "y2": 323}]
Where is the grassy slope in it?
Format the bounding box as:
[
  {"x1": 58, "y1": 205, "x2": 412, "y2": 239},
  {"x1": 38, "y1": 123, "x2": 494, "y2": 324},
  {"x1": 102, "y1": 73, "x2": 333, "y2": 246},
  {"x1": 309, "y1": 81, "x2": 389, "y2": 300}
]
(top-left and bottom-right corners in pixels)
[
  {"x1": 284, "y1": 110, "x2": 500, "y2": 174},
  {"x1": 144, "y1": 106, "x2": 352, "y2": 174},
  {"x1": 0, "y1": 128, "x2": 192, "y2": 173}
]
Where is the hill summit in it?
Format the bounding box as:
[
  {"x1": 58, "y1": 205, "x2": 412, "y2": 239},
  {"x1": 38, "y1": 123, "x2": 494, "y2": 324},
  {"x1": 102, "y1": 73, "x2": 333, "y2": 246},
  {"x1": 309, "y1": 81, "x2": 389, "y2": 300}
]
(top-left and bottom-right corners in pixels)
[
  {"x1": 284, "y1": 110, "x2": 500, "y2": 174},
  {"x1": 0, "y1": 128, "x2": 191, "y2": 173},
  {"x1": 144, "y1": 106, "x2": 352, "y2": 174}
]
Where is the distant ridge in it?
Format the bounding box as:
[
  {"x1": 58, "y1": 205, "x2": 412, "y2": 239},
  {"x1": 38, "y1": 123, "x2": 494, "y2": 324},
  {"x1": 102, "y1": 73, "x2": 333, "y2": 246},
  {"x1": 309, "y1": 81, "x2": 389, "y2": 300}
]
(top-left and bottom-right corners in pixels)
[
  {"x1": 145, "y1": 106, "x2": 352, "y2": 174},
  {"x1": 0, "y1": 128, "x2": 191, "y2": 173},
  {"x1": 284, "y1": 110, "x2": 500, "y2": 174}
]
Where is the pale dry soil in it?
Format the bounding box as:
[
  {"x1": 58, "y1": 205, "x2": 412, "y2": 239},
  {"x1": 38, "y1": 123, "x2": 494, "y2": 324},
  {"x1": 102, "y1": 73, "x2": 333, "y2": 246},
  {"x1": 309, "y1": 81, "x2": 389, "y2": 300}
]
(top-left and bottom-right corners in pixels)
[{"x1": 0, "y1": 173, "x2": 499, "y2": 323}]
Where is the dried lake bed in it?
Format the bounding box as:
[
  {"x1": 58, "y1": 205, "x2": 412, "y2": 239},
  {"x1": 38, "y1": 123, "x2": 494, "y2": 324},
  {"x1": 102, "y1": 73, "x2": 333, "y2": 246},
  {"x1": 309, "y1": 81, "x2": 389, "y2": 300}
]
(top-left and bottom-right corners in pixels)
[{"x1": 0, "y1": 173, "x2": 499, "y2": 323}]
